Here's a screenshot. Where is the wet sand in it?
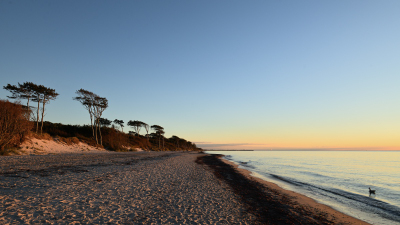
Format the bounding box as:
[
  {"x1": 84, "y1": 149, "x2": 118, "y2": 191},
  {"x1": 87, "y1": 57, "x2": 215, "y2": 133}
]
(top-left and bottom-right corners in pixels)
[{"x1": 0, "y1": 152, "x2": 369, "y2": 224}]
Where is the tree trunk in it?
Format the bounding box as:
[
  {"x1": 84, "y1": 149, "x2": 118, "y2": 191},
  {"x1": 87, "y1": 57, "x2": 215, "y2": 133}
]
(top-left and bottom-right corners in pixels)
[
  {"x1": 94, "y1": 118, "x2": 98, "y2": 144},
  {"x1": 90, "y1": 114, "x2": 94, "y2": 138},
  {"x1": 36, "y1": 97, "x2": 40, "y2": 133},
  {"x1": 98, "y1": 123, "x2": 102, "y2": 146},
  {"x1": 26, "y1": 97, "x2": 32, "y2": 121},
  {"x1": 40, "y1": 100, "x2": 46, "y2": 135}
]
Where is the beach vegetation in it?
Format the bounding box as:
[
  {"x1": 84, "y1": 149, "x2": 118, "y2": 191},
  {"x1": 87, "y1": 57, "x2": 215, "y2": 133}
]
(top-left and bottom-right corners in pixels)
[
  {"x1": 2, "y1": 85, "x2": 201, "y2": 153},
  {"x1": 55, "y1": 136, "x2": 80, "y2": 145},
  {"x1": 36, "y1": 121, "x2": 200, "y2": 152},
  {"x1": 0, "y1": 99, "x2": 32, "y2": 154}
]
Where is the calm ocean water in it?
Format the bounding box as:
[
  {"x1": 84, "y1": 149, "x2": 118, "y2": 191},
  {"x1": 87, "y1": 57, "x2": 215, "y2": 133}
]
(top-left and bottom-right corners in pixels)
[{"x1": 207, "y1": 151, "x2": 400, "y2": 225}]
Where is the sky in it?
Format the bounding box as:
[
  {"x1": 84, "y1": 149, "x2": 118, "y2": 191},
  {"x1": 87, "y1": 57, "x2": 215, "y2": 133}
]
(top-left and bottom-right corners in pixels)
[{"x1": 1, "y1": 0, "x2": 400, "y2": 150}]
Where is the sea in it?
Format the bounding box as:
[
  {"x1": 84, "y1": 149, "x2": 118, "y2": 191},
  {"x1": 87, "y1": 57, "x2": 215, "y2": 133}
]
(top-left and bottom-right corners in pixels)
[{"x1": 206, "y1": 151, "x2": 400, "y2": 225}]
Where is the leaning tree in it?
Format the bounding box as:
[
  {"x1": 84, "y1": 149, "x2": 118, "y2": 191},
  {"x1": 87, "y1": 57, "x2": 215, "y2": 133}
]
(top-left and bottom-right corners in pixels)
[
  {"x1": 73, "y1": 89, "x2": 108, "y2": 145},
  {"x1": 73, "y1": 89, "x2": 96, "y2": 138},
  {"x1": 92, "y1": 96, "x2": 108, "y2": 145},
  {"x1": 151, "y1": 125, "x2": 164, "y2": 150},
  {"x1": 142, "y1": 122, "x2": 150, "y2": 140},
  {"x1": 113, "y1": 119, "x2": 124, "y2": 132}
]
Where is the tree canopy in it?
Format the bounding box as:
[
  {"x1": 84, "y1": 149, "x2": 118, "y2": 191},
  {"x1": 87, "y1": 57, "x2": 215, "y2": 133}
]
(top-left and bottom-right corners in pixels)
[{"x1": 128, "y1": 120, "x2": 145, "y2": 136}]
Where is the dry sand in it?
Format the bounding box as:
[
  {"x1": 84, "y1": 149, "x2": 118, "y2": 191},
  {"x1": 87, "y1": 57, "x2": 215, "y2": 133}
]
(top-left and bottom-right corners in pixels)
[{"x1": 0, "y1": 151, "x2": 370, "y2": 224}]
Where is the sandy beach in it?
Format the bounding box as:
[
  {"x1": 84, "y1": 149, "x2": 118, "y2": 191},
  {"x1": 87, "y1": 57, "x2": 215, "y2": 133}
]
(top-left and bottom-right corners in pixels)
[{"x1": 0, "y1": 152, "x2": 369, "y2": 224}]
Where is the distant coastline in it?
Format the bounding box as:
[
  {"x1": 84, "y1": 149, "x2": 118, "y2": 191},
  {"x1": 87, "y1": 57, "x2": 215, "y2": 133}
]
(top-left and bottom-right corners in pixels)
[{"x1": 205, "y1": 150, "x2": 254, "y2": 151}]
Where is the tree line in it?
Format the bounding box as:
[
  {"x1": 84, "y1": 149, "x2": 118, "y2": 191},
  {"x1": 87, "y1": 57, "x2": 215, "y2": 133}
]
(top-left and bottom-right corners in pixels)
[
  {"x1": 92, "y1": 117, "x2": 196, "y2": 151},
  {"x1": 2, "y1": 82, "x2": 199, "y2": 152}
]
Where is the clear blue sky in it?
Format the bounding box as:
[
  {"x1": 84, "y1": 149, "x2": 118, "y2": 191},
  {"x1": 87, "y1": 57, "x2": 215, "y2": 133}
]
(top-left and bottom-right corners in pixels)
[{"x1": 1, "y1": 0, "x2": 400, "y2": 150}]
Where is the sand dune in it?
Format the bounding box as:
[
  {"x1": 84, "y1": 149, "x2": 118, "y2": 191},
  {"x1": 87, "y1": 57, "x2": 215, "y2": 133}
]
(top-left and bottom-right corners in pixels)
[{"x1": 19, "y1": 137, "x2": 108, "y2": 155}]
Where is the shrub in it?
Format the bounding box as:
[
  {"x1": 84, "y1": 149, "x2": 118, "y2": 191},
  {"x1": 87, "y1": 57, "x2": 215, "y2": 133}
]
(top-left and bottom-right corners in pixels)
[
  {"x1": 102, "y1": 128, "x2": 129, "y2": 151},
  {"x1": 32, "y1": 132, "x2": 52, "y2": 140},
  {"x1": 70, "y1": 137, "x2": 80, "y2": 144},
  {"x1": 0, "y1": 100, "x2": 32, "y2": 154},
  {"x1": 57, "y1": 136, "x2": 77, "y2": 145},
  {"x1": 128, "y1": 135, "x2": 151, "y2": 150}
]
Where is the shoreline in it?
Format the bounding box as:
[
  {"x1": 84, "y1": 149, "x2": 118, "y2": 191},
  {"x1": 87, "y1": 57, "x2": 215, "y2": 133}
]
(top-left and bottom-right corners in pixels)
[{"x1": 198, "y1": 154, "x2": 370, "y2": 225}]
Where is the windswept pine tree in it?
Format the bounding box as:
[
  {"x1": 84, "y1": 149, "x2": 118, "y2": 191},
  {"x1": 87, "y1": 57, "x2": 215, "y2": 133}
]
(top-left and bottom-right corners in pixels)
[
  {"x1": 73, "y1": 89, "x2": 96, "y2": 137},
  {"x1": 99, "y1": 118, "x2": 112, "y2": 127},
  {"x1": 151, "y1": 125, "x2": 164, "y2": 150},
  {"x1": 93, "y1": 97, "x2": 108, "y2": 145},
  {"x1": 113, "y1": 119, "x2": 124, "y2": 132},
  {"x1": 142, "y1": 122, "x2": 150, "y2": 140},
  {"x1": 127, "y1": 120, "x2": 145, "y2": 136},
  {"x1": 73, "y1": 89, "x2": 108, "y2": 145},
  {"x1": 3, "y1": 82, "x2": 36, "y2": 110}
]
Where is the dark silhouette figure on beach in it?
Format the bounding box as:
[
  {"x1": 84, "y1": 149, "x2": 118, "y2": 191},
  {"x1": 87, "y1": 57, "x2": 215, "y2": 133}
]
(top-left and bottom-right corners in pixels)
[{"x1": 369, "y1": 187, "x2": 376, "y2": 195}]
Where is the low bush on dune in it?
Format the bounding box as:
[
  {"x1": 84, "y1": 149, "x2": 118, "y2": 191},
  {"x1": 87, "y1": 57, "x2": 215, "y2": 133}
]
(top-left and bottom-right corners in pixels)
[
  {"x1": 31, "y1": 132, "x2": 52, "y2": 140},
  {"x1": 70, "y1": 137, "x2": 80, "y2": 144},
  {"x1": 101, "y1": 128, "x2": 130, "y2": 151},
  {"x1": 55, "y1": 136, "x2": 80, "y2": 145},
  {"x1": 128, "y1": 135, "x2": 151, "y2": 151},
  {"x1": 75, "y1": 134, "x2": 98, "y2": 147},
  {"x1": 0, "y1": 100, "x2": 32, "y2": 155}
]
